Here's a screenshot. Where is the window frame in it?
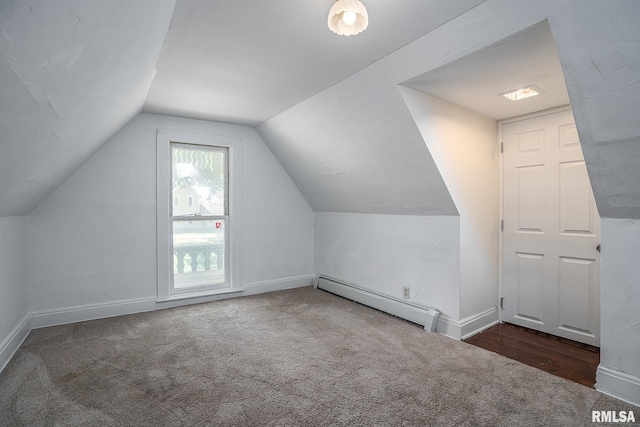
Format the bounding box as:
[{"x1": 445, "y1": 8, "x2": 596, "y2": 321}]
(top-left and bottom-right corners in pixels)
[
  {"x1": 157, "y1": 129, "x2": 243, "y2": 302},
  {"x1": 171, "y1": 142, "x2": 228, "y2": 294}
]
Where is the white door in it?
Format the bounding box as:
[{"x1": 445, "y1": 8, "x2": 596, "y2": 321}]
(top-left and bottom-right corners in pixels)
[{"x1": 502, "y1": 109, "x2": 601, "y2": 346}]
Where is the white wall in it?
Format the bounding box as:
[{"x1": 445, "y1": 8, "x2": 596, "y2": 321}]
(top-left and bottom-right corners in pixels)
[
  {"x1": 260, "y1": 1, "x2": 640, "y2": 403},
  {"x1": 597, "y1": 218, "x2": 640, "y2": 405},
  {"x1": 548, "y1": 1, "x2": 640, "y2": 405},
  {"x1": 0, "y1": 0, "x2": 176, "y2": 218},
  {"x1": 400, "y1": 89, "x2": 499, "y2": 320},
  {"x1": 548, "y1": 1, "x2": 640, "y2": 220},
  {"x1": 28, "y1": 113, "x2": 314, "y2": 314},
  {"x1": 0, "y1": 216, "x2": 29, "y2": 370},
  {"x1": 314, "y1": 213, "x2": 460, "y2": 321}
]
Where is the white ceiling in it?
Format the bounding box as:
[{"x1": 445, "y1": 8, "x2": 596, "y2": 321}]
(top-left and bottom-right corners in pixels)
[
  {"x1": 143, "y1": 0, "x2": 486, "y2": 126},
  {"x1": 402, "y1": 21, "x2": 569, "y2": 120},
  {"x1": 0, "y1": 0, "x2": 485, "y2": 217},
  {"x1": 4, "y1": 0, "x2": 638, "y2": 220}
]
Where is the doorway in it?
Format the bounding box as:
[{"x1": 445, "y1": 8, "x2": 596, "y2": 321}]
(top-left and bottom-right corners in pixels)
[
  {"x1": 399, "y1": 21, "x2": 599, "y2": 345},
  {"x1": 500, "y1": 108, "x2": 601, "y2": 346}
]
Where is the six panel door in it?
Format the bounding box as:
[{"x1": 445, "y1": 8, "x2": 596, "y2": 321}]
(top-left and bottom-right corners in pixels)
[{"x1": 502, "y1": 109, "x2": 601, "y2": 346}]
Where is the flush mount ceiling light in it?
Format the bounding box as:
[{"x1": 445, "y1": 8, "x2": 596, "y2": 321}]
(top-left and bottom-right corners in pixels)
[
  {"x1": 328, "y1": 0, "x2": 368, "y2": 36},
  {"x1": 500, "y1": 85, "x2": 542, "y2": 101}
]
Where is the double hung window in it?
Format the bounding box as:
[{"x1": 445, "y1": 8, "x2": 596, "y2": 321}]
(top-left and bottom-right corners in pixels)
[
  {"x1": 157, "y1": 130, "x2": 242, "y2": 301},
  {"x1": 171, "y1": 143, "x2": 228, "y2": 292}
]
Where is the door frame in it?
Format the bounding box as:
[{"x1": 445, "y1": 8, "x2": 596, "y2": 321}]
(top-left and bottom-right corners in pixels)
[{"x1": 497, "y1": 104, "x2": 573, "y2": 324}]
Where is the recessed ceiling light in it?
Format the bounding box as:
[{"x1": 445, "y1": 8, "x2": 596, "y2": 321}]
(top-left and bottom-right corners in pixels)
[{"x1": 500, "y1": 85, "x2": 542, "y2": 101}]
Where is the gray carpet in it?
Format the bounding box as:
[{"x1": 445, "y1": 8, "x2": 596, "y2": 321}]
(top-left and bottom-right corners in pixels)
[{"x1": 0, "y1": 286, "x2": 636, "y2": 426}]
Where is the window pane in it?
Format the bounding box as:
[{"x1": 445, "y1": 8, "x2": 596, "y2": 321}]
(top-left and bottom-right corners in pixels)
[
  {"x1": 172, "y1": 144, "x2": 226, "y2": 216},
  {"x1": 173, "y1": 219, "x2": 227, "y2": 290}
]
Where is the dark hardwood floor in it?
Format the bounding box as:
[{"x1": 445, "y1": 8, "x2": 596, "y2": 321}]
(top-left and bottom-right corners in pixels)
[{"x1": 464, "y1": 322, "x2": 600, "y2": 387}]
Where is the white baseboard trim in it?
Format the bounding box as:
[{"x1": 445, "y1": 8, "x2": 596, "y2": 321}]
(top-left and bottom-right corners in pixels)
[
  {"x1": 0, "y1": 315, "x2": 31, "y2": 373},
  {"x1": 435, "y1": 316, "x2": 461, "y2": 340},
  {"x1": 30, "y1": 297, "x2": 159, "y2": 329},
  {"x1": 29, "y1": 275, "x2": 315, "y2": 331},
  {"x1": 242, "y1": 274, "x2": 315, "y2": 295},
  {"x1": 437, "y1": 307, "x2": 499, "y2": 341},
  {"x1": 596, "y1": 365, "x2": 640, "y2": 408},
  {"x1": 460, "y1": 307, "x2": 499, "y2": 340},
  {"x1": 0, "y1": 275, "x2": 315, "y2": 375}
]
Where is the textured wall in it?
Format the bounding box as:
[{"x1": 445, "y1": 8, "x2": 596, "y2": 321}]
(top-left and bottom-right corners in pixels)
[
  {"x1": 400, "y1": 88, "x2": 499, "y2": 320},
  {"x1": 549, "y1": 1, "x2": 640, "y2": 219},
  {"x1": 0, "y1": 0, "x2": 176, "y2": 217},
  {"x1": 0, "y1": 216, "x2": 28, "y2": 346},
  {"x1": 314, "y1": 212, "x2": 461, "y2": 320},
  {"x1": 28, "y1": 114, "x2": 314, "y2": 312},
  {"x1": 599, "y1": 218, "x2": 640, "y2": 403}
]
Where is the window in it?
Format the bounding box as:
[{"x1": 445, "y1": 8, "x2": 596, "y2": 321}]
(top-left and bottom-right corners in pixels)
[
  {"x1": 157, "y1": 130, "x2": 242, "y2": 302},
  {"x1": 172, "y1": 143, "x2": 227, "y2": 291}
]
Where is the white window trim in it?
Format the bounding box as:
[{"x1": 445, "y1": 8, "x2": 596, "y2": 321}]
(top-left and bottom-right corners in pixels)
[{"x1": 156, "y1": 129, "x2": 243, "y2": 302}]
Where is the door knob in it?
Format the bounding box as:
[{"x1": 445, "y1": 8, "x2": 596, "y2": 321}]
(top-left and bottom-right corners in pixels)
[{"x1": 596, "y1": 244, "x2": 601, "y2": 253}]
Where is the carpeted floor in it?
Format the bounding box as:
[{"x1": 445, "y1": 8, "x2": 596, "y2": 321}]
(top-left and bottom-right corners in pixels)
[{"x1": 0, "y1": 286, "x2": 636, "y2": 426}]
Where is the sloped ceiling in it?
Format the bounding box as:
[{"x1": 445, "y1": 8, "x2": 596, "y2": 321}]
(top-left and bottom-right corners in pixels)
[
  {"x1": 259, "y1": 0, "x2": 640, "y2": 219},
  {"x1": 0, "y1": 0, "x2": 486, "y2": 218},
  {"x1": 256, "y1": 69, "x2": 459, "y2": 216},
  {"x1": 0, "y1": 0, "x2": 176, "y2": 217},
  {"x1": 144, "y1": 0, "x2": 486, "y2": 126},
  {"x1": 1, "y1": 0, "x2": 639, "y2": 220}
]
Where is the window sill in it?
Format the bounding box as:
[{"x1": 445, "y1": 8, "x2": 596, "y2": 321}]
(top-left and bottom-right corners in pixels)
[{"x1": 156, "y1": 288, "x2": 244, "y2": 303}]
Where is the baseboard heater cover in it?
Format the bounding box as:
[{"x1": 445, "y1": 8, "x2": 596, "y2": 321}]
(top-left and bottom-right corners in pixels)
[{"x1": 317, "y1": 276, "x2": 440, "y2": 332}]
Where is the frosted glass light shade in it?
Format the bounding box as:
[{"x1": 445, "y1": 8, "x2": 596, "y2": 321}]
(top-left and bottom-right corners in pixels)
[{"x1": 328, "y1": 0, "x2": 368, "y2": 36}]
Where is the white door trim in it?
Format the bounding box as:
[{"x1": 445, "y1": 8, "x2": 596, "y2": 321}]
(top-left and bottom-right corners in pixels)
[{"x1": 499, "y1": 105, "x2": 572, "y2": 126}]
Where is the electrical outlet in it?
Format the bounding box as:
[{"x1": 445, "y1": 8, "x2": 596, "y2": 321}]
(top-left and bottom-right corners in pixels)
[{"x1": 402, "y1": 286, "x2": 410, "y2": 299}]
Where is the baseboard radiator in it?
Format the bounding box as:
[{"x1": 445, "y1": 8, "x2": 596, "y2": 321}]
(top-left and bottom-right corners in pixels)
[{"x1": 316, "y1": 276, "x2": 440, "y2": 332}]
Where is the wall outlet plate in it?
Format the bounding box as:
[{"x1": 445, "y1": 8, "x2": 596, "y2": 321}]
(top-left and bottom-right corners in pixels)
[{"x1": 402, "y1": 286, "x2": 410, "y2": 299}]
